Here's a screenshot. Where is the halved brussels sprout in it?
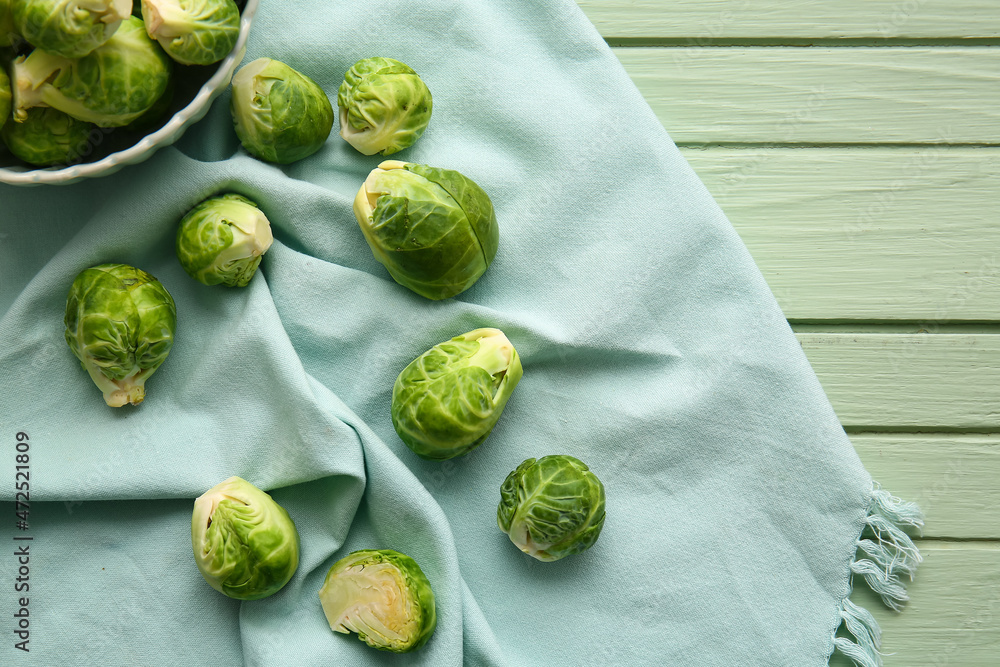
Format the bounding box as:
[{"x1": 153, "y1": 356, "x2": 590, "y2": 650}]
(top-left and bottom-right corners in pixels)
[
  {"x1": 353, "y1": 161, "x2": 498, "y2": 300},
  {"x1": 338, "y1": 57, "x2": 432, "y2": 156},
  {"x1": 231, "y1": 57, "x2": 334, "y2": 164},
  {"x1": 192, "y1": 476, "x2": 299, "y2": 600},
  {"x1": 12, "y1": 0, "x2": 130, "y2": 59},
  {"x1": 64, "y1": 263, "x2": 176, "y2": 407},
  {"x1": 392, "y1": 328, "x2": 522, "y2": 460},
  {"x1": 176, "y1": 193, "x2": 273, "y2": 287},
  {"x1": 0, "y1": 67, "x2": 10, "y2": 132},
  {"x1": 319, "y1": 549, "x2": 436, "y2": 653},
  {"x1": 140, "y1": 0, "x2": 239, "y2": 66},
  {"x1": 498, "y1": 455, "x2": 606, "y2": 562},
  {"x1": 1, "y1": 107, "x2": 92, "y2": 166},
  {"x1": 11, "y1": 16, "x2": 172, "y2": 127}
]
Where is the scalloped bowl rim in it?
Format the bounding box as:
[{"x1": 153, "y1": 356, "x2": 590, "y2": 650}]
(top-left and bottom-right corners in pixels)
[{"x1": 0, "y1": 0, "x2": 260, "y2": 187}]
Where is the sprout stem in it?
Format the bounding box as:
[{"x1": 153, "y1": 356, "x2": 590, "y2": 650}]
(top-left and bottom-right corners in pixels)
[
  {"x1": 81, "y1": 356, "x2": 146, "y2": 407},
  {"x1": 466, "y1": 329, "x2": 514, "y2": 377},
  {"x1": 10, "y1": 52, "x2": 64, "y2": 122}
]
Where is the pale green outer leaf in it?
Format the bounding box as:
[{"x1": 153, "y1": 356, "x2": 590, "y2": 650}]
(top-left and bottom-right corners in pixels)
[
  {"x1": 12, "y1": 0, "x2": 130, "y2": 58},
  {"x1": 338, "y1": 56, "x2": 432, "y2": 156},
  {"x1": 176, "y1": 193, "x2": 273, "y2": 287},
  {"x1": 319, "y1": 549, "x2": 436, "y2": 653},
  {"x1": 1, "y1": 106, "x2": 93, "y2": 166},
  {"x1": 231, "y1": 57, "x2": 334, "y2": 164},
  {"x1": 353, "y1": 160, "x2": 498, "y2": 300},
  {"x1": 11, "y1": 16, "x2": 172, "y2": 127},
  {"x1": 63, "y1": 263, "x2": 176, "y2": 407},
  {"x1": 392, "y1": 328, "x2": 523, "y2": 460},
  {"x1": 140, "y1": 0, "x2": 239, "y2": 66},
  {"x1": 498, "y1": 455, "x2": 606, "y2": 562},
  {"x1": 191, "y1": 476, "x2": 300, "y2": 600}
]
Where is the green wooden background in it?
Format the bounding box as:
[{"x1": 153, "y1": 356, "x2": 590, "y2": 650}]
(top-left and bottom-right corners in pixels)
[{"x1": 577, "y1": 1, "x2": 1000, "y2": 664}]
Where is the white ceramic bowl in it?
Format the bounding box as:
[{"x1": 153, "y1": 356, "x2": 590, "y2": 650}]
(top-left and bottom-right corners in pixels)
[{"x1": 0, "y1": 0, "x2": 260, "y2": 186}]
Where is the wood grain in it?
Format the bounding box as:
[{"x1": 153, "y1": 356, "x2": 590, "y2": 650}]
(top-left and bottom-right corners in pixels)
[
  {"x1": 830, "y1": 543, "x2": 1000, "y2": 667},
  {"x1": 614, "y1": 47, "x2": 1000, "y2": 144},
  {"x1": 681, "y1": 148, "x2": 1000, "y2": 321},
  {"x1": 577, "y1": 0, "x2": 1000, "y2": 40},
  {"x1": 799, "y1": 333, "x2": 1000, "y2": 430},
  {"x1": 851, "y1": 434, "x2": 1000, "y2": 539}
]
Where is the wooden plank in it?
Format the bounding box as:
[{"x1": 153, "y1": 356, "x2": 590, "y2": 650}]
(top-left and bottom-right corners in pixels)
[
  {"x1": 798, "y1": 333, "x2": 1000, "y2": 430},
  {"x1": 680, "y1": 148, "x2": 1000, "y2": 321},
  {"x1": 614, "y1": 47, "x2": 1000, "y2": 144},
  {"x1": 577, "y1": 1, "x2": 1000, "y2": 40},
  {"x1": 830, "y1": 543, "x2": 1000, "y2": 667},
  {"x1": 851, "y1": 434, "x2": 1000, "y2": 540}
]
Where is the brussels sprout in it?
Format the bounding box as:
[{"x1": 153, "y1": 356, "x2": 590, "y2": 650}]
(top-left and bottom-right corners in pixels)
[
  {"x1": 0, "y1": 67, "x2": 10, "y2": 132},
  {"x1": 1, "y1": 0, "x2": 17, "y2": 48},
  {"x1": 140, "y1": 0, "x2": 239, "y2": 66},
  {"x1": 353, "y1": 161, "x2": 498, "y2": 300},
  {"x1": 498, "y1": 455, "x2": 606, "y2": 562},
  {"x1": 11, "y1": 0, "x2": 132, "y2": 58},
  {"x1": 319, "y1": 549, "x2": 436, "y2": 653},
  {"x1": 392, "y1": 328, "x2": 522, "y2": 460},
  {"x1": 1, "y1": 106, "x2": 92, "y2": 165},
  {"x1": 338, "y1": 57, "x2": 432, "y2": 156},
  {"x1": 176, "y1": 194, "x2": 273, "y2": 287},
  {"x1": 230, "y1": 58, "x2": 334, "y2": 165},
  {"x1": 192, "y1": 476, "x2": 300, "y2": 600},
  {"x1": 63, "y1": 263, "x2": 176, "y2": 407},
  {"x1": 11, "y1": 16, "x2": 172, "y2": 127},
  {"x1": 122, "y1": 62, "x2": 174, "y2": 131},
  {"x1": 11, "y1": 0, "x2": 130, "y2": 59}
]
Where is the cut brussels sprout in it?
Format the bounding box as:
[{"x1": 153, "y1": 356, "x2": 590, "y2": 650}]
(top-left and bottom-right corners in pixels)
[
  {"x1": 0, "y1": 67, "x2": 10, "y2": 132},
  {"x1": 498, "y1": 455, "x2": 606, "y2": 562},
  {"x1": 140, "y1": 0, "x2": 239, "y2": 66},
  {"x1": 12, "y1": 0, "x2": 130, "y2": 59},
  {"x1": 338, "y1": 57, "x2": 432, "y2": 156},
  {"x1": 64, "y1": 263, "x2": 176, "y2": 407},
  {"x1": 11, "y1": 16, "x2": 172, "y2": 127},
  {"x1": 192, "y1": 476, "x2": 300, "y2": 600},
  {"x1": 1, "y1": 107, "x2": 92, "y2": 166},
  {"x1": 176, "y1": 193, "x2": 273, "y2": 287},
  {"x1": 319, "y1": 549, "x2": 436, "y2": 653},
  {"x1": 392, "y1": 328, "x2": 522, "y2": 460},
  {"x1": 353, "y1": 161, "x2": 498, "y2": 300},
  {"x1": 231, "y1": 57, "x2": 334, "y2": 164}
]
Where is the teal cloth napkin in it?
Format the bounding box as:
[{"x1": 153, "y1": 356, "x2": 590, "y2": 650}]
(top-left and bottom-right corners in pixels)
[{"x1": 0, "y1": 1, "x2": 918, "y2": 665}]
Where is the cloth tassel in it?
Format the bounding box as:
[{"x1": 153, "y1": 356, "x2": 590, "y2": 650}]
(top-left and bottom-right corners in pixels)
[
  {"x1": 854, "y1": 487, "x2": 924, "y2": 611},
  {"x1": 832, "y1": 486, "x2": 923, "y2": 667},
  {"x1": 834, "y1": 599, "x2": 882, "y2": 667}
]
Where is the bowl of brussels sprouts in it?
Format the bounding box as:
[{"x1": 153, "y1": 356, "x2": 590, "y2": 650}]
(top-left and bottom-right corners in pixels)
[{"x1": 0, "y1": 0, "x2": 259, "y2": 186}]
